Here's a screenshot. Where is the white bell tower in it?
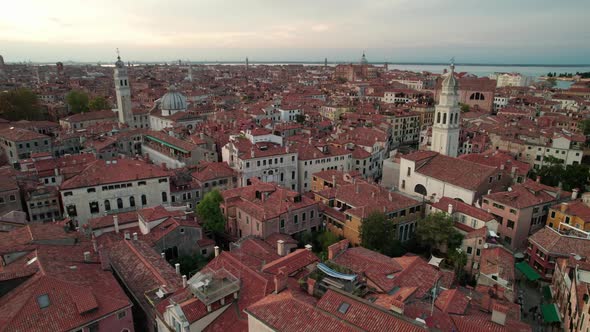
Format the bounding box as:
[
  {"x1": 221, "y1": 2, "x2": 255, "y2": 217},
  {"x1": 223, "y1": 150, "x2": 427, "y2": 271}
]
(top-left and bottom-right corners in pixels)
[
  {"x1": 114, "y1": 49, "x2": 133, "y2": 126},
  {"x1": 431, "y1": 61, "x2": 460, "y2": 157}
]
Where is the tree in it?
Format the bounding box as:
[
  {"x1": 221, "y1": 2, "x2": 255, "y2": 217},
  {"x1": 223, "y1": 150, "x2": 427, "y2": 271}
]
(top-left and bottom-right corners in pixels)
[
  {"x1": 88, "y1": 96, "x2": 110, "y2": 111},
  {"x1": 195, "y1": 190, "x2": 225, "y2": 235},
  {"x1": 459, "y1": 103, "x2": 470, "y2": 113},
  {"x1": 66, "y1": 90, "x2": 89, "y2": 114},
  {"x1": 295, "y1": 114, "x2": 306, "y2": 123},
  {"x1": 0, "y1": 88, "x2": 44, "y2": 121},
  {"x1": 446, "y1": 247, "x2": 468, "y2": 282},
  {"x1": 547, "y1": 72, "x2": 553, "y2": 78},
  {"x1": 579, "y1": 119, "x2": 590, "y2": 136},
  {"x1": 415, "y1": 212, "x2": 464, "y2": 254},
  {"x1": 359, "y1": 212, "x2": 404, "y2": 257},
  {"x1": 530, "y1": 156, "x2": 590, "y2": 192}
]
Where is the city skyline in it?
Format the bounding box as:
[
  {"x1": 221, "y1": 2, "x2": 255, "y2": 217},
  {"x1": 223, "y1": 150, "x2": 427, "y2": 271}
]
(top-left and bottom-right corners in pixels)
[{"x1": 1, "y1": 0, "x2": 589, "y2": 64}]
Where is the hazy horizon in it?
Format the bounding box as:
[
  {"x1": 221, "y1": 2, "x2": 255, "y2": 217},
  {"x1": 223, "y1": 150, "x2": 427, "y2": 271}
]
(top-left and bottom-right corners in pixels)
[{"x1": 2, "y1": 0, "x2": 589, "y2": 64}]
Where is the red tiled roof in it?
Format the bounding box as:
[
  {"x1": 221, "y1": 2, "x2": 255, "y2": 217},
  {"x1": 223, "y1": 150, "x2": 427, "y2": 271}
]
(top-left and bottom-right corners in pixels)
[
  {"x1": 262, "y1": 249, "x2": 318, "y2": 275},
  {"x1": 245, "y1": 289, "x2": 358, "y2": 332},
  {"x1": 529, "y1": 226, "x2": 590, "y2": 257},
  {"x1": 434, "y1": 289, "x2": 469, "y2": 314},
  {"x1": 405, "y1": 152, "x2": 498, "y2": 191},
  {"x1": 331, "y1": 247, "x2": 402, "y2": 292},
  {"x1": 431, "y1": 197, "x2": 496, "y2": 222},
  {"x1": 0, "y1": 244, "x2": 131, "y2": 332},
  {"x1": 191, "y1": 162, "x2": 236, "y2": 183},
  {"x1": 60, "y1": 158, "x2": 170, "y2": 189},
  {"x1": 0, "y1": 127, "x2": 49, "y2": 142},
  {"x1": 316, "y1": 289, "x2": 427, "y2": 332},
  {"x1": 484, "y1": 180, "x2": 563, "y2": 209}
]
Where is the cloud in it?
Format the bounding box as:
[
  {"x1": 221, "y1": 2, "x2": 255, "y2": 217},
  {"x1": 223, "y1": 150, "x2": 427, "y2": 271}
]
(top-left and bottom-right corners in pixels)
[{"x1": 311, "y1": 24, "x2": 330, "y2": 32}]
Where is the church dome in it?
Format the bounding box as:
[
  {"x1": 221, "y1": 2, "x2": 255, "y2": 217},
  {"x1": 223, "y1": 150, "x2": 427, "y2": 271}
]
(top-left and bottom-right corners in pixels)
[
  {"x1": 115, "y1": 56, "x2": 125, "y2": 69},
  {"x1": 360, "y1": 52, "x2": 368, "y2": 65},
  {"x1": 160, "y1": 85, "x2": 187, "y2": 111}
]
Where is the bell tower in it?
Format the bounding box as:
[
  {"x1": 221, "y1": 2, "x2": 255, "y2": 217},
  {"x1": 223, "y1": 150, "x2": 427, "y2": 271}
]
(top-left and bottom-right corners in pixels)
[
  {"x1": 431, "y1": 61, "x2": 460, "y2": 157},
  {"x1": 114, "y1": 49, "x2": 133, "y2": 126}
]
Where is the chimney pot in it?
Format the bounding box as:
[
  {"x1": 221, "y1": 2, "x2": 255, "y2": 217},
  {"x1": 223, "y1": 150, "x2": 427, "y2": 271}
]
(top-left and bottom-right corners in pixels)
[
  {"x1": 161, "y1": 252, "x2": 166, "y2": 259},
  {"x1": 182, "y1": 275, "x2": 187, "y2": 288},
  {"x1": 113, "y1": 215, "x2": 120, "y2": 234},
  {"x1": 573, "y1": 188, "x2": 580, "y2": 200},
  {"x1": 132, "y1": 232, "x2": 138, "y2": 241},
  {"x1": 175, "y1": 263, "x2": 181, "y2": 275},
  {"x1": 305, "y1": 244, "x2": 313, "y2": 251},
  {"x1": 277, "y1": 240, "x2": 286, "y2": 256},
  {"x1": 214, "y1": 246, "x2": 220, "y2": 257},
  {"x1": 83, "y1": 251, "x2": 91, "y2": 262},
  {"x1": 124, "y1": 231, "x2": 130, "y2": 240},
  {"x1": 448, "y1": 203, "x2": 454, "y2": 214},
  {"x1": 536, "y1": 175, "x2": 541, "y2": 183}
]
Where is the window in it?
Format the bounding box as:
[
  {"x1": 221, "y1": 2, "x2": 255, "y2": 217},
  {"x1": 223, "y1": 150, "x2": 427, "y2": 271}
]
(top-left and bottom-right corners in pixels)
[
  {"x1": 117, "y1": 198, "x2": 123, "y2": 209},
  {"x1": 509, "y1": 208, "x2": 517, "y2": 215},
  {"x1": 117, "y1": 310, "x2": 127, "y2": 319},
  {"x1": 89, "y1": 201, "x2": 99, "y2": 214},
  {"x1": 504, "y1": 236, "x2": 512, "y2": 245},
  {"x1": 159, "y1": 178, "x2": 168, "y2": 183},
  {"x1": 104, "y1": 200, "x2": 111, "y2": 211},
  {"x1": 311, "y1": 210, "x2": 314, "y2": 219},
  {"x1": 8, "y1": 195, "x2": 15, "y2": 201},
  {"x1": 492, "y1": 203, "x2": 504, "y2": 210},
  {"x1": 138, "y1": 181, "x2": 146, "y2": 186},
  {"x1": 129, "y1": 196, "x2": 135, "y2": 207},
  {"x1": 162, "y1": 192, "x2": 168, "y2": 203},
  {"x1": 87, "y1": 188, "x2": 96, "y2": 193},
  {"x1": 180, "y1": 228, "x2": 185, "y2": 234},
  {"x1": 280, "y1": 219, "x2": 285, "y2": 228},
  {"x1": 294, "y1": 215, "x2": 299, "y2": 224},
  {"x1": 565, "y1": 216, "x2": 571, "y2": 224},
  {"x1": 291, "y1": 171, "x2": 295, "y2": 180},
  {"x1": 37, "y1": 294, "x2": 50, "y2": 309},
  {"x1": 338, "y1": 302, "x2": 350, "y2": 314},
  {"x1": 407, "y1": 167, "x2": 411, "y2": 176},
  {"x1": 550, "y1": 211, "x2": 556, "y2": 218},
  {"x1": 466, "y1": 247, "x2": 473, "y2": 254},
  {"x1": 64, "y1": 191, "x2": 73, "y2": 197},
  {"x1": 66, "y1": 205, "x2": 77, "y2": 217},
  {"x1": 476, "y1": 248, "x2": 481, "y2": 256},
  {"x1": 507, "y1": 220, "x2": 515, "y2": 229},
  {"x1": 141, "y1": 195, "x2": 147, "y2": 205},
  {"x1": 401, "y1": 180, "x2": 405, "y2": 189}
]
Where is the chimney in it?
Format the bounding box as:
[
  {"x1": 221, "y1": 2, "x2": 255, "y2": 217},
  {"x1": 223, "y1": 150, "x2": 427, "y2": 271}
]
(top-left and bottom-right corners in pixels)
[
  {"x1": 54, "y1": 168, "x2": 59, "y2": 177},
  {"x1": 536, "y1": 176, "x2": 541, "y2": 183},
  {"x1": 91, "y1": 236, "x2": 98, "y2": 252},
  {"x1": 175, "y1": 263, "x2": 181, "y2": 275},
  {"x1": 500, "y1": 164, "x2": 505, "y2": 170},
  {"x1": 214, "y1": 246, "x2": 220, "y2": 257},
  {"x1": 487, "y1": 189, "x2": 492, "y2": 195},
  {"x1": 332, "y1": 174, "x2": 336, "y2": 186},
  {"x1": 305, "y1": 244, "x2": 313, "y2": 251},
  {"x1": 573, "y1": 188, "x2": 580, "y2": 200},
  {"x1": 182, "y1": 275, "x2": 187, "y2": 288},
  {"x1": 277, "y1": 240, "x2": 286, "y2": 256},
  {"x1": 328, "y1": 239, "x2": 349, "y2": 259},
  {"x1": 161, "y1": 252, "x2": 166, "y2": 259},
  {"x1": 448, "y1": 203, "x2": 454, "y2": 214},
  {"x1": 274, "y1": 267, "x2": 288, "y2": 293},
  {"x1": 307, "y1": 278, "x2": 316, "y2": 296},
  {"x1": 491, "y1": 304, "x2": 508, "y2": 326},
  {"x1": 83, "y1": 251, "x2": 91, "y2": 262},
  {"x1": 132, "y1": 232, "x2": 138, "y2": 240},
  {"x1": 390, "y1": 296, "x2": 405, "y2": 314},
  {"x1": 113, "y1": 215, "x2": 120, "y2": 234},
  {"x1": 511, "y1": 166, "x2": 517, "y2": 176},
  {"x1": 389, "y1": 192, "x2": 392, "y2": 202},
  {"x1": 124, "y1": 231, "x2": 130, "y2": 240}
]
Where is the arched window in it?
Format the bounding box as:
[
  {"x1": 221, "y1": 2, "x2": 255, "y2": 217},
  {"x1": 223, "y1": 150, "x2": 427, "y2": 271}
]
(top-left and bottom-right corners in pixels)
[
  {"x1": 129, "y1": 196, "x2": 135, "y2": 207},
  {"x1": 436, "y1": 112, "x2": 441, "y2": 124},
  {"x1": 141, "y1": 194, "x2": 147, "y2": 206},
  {"x1": 162, "y1": 192, "x2": 168, "y2": 203},
  {"x1": 104, "y1": 200, "x2": 111, "y2": 211},
  {"x1": 442, "y1": 113, "x2": 447, "y2": 125},
  {"x1": 117, "y1": 198, "x2": 123, "y2": 209},
  {"x1": 469, "y1": 92, "x2": 485, "y2": 101},
  {"x1": 414, "y1": 184, "x2": 427, "y2": 196}
]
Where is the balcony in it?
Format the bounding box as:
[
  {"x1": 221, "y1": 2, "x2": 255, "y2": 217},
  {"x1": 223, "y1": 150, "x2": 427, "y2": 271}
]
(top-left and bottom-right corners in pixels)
[{"x1": 188, "y1": 268, "x2": 240, "y2": 306}]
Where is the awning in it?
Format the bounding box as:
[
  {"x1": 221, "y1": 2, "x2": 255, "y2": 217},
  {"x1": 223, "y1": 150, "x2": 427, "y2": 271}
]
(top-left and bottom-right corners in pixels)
[
  {"x1": 516, "y1": 261, "x2": 541, "y2": 281},
  {"x1": 543, "y1": 285, "x2": 553, "y2": 301},
  {"x1": 145, "y1": 135, "x2": 189, "y2": 153},
  {"x1": 542, "y1": 303, "x2": 561, "y2": 323}
]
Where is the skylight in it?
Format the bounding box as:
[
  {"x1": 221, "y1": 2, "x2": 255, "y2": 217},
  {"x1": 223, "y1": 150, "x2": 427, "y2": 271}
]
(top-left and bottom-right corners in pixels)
[
  {"x1": 337, "y1": 302, "x2": 350, "y2": 314},
  {"x1": 37, "y1": 294, "x2": 50, "y2": 309}
]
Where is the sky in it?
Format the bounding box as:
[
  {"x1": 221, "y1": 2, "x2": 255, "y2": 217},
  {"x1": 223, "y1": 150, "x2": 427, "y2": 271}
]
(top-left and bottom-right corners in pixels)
[{"x1": 1, "y1": 0, "x2": 589, "y2": 64}]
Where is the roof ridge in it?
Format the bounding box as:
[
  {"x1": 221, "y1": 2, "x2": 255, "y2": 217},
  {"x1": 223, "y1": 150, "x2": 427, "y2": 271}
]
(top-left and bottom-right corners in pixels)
[{"x1": 123, "y1": 240, "x2": 169, "y2": 286}]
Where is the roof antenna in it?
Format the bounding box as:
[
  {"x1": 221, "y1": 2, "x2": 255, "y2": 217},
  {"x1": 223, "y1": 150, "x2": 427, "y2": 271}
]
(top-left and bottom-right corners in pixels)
[{"x1": 116, "y1": 48, "x2": 121, "y2": 60}]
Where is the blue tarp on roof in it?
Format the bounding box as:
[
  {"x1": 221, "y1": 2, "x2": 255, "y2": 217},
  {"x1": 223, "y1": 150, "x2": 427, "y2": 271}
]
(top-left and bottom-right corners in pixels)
[{"x1": 317, "y1": 263, "x2": 357, "y2": 281}]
